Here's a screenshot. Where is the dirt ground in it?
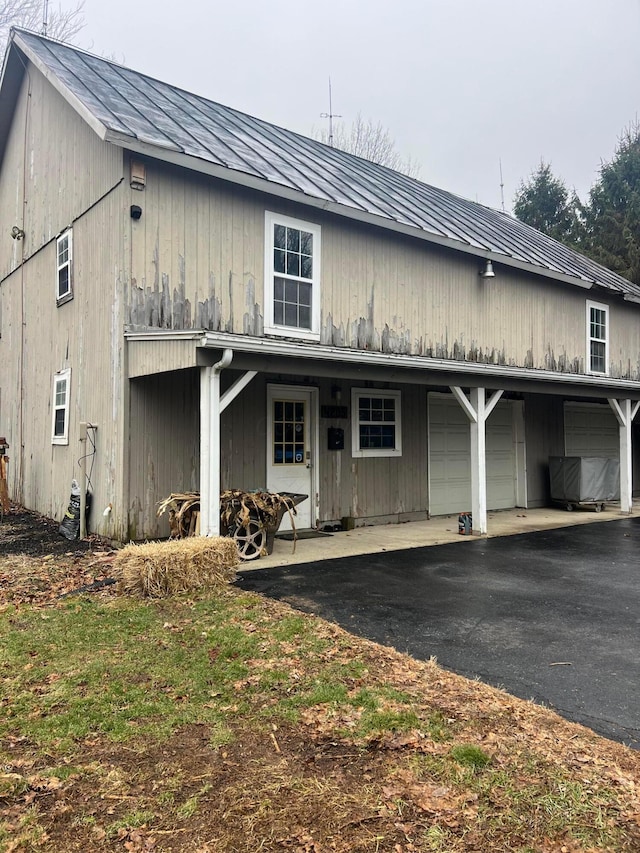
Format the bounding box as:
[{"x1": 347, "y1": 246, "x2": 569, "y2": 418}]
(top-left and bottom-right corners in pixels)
[{"x1": 2, "y1": 506, "x2": 640, "y2": 852}]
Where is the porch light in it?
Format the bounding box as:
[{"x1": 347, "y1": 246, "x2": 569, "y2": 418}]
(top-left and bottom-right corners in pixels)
[{"x1": 480, "y1": 259, "x2": 495, "y2": 279}]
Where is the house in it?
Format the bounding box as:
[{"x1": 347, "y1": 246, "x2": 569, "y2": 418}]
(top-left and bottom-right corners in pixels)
[{"x1": 1, "y1": 28, "x2": 640, "y2": 544}]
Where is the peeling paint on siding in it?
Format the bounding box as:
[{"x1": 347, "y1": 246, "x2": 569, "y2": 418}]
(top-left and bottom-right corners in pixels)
[{"x1": 242, "y1": 277, "x2": 262, "y2": 335}]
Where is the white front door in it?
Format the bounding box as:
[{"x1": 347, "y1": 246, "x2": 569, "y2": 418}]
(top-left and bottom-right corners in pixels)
[{"x1": 266, "y1": 385, "x2": 316, "y2": 530}]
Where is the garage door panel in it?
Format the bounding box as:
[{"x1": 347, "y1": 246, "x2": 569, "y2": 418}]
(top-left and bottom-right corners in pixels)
[
  {"x1": 429, "y1": 395, "x2": 516, "y2": 516},
  {"x1": 565, "y1": 404, "x2": 618, "y2": 458}
]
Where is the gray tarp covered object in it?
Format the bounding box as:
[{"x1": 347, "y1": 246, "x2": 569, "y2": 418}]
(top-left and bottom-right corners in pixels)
[{"x1": 549, "y1": 456, "x2": 620, "y2": 504}]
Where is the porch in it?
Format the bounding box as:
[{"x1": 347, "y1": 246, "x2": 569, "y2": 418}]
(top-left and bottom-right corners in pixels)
[{"x1": 247, "y1": 502, "x2": 640, "y2": 569}]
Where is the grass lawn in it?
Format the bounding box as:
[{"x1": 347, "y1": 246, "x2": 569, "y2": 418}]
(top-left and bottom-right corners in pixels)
[{"x1": 1, "y1": 510, "x2": 639, "y2": 852}]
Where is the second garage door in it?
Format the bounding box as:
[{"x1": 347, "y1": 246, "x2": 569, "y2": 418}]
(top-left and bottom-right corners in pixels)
[
  {"x1": 429, "y1": 393, "x2": 518, "y2": 516},
  {"x1": 564, "y1": 403, "x2": 619, "y2": 458}
]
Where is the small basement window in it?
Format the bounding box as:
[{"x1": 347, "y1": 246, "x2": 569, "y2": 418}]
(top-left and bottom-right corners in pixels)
[
  {"x1": 52, "y1": 369, "x2": 71, "y2": 445},
  {"x1": 56, "y1": 229, "x2": 73, "y2": 304},
  {"x1": 351, "y1": 389, "x2": 402, "y2": 458}
]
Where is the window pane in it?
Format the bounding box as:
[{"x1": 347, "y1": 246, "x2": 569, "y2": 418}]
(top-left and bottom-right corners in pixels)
[
  {"x1": 274, "y1": 249, "x2": 285, "y2": 273},
  {"x1": 55, "y1": 380, "x2": 67, "y2": 405},
  {"x1": 298, "y1": 282, "x2": 311, "y2": 306},
  {"x1": 284, "y1": 302, "x2": 298, "y2": 326},
  {"x1": 58, "y1": 267, "x2": 69, "y2": 297},
  {"x1": 294, "y1": 403, "x2": 304, "y2": 421},
  {"x1": 298, "y1": 305, "x2": 311, "y2": 329},
  {"x1": 591, "y1": 341, "x2": 606, "y2": 372},
  {"x1": 300, "y1": 255, "x2": 312, "y2": 279},
  {"x1": 300, "y1": 231, "x2": 313, "y2": 255},
  {"x1": 286, "y1": 253, "x2": 300, "y2": 277},
  {"x1": 284, "y1": 402, "x2": 294, "y2": 421},
  {"x1": 274, "y1": 224, "x2": 286, "y2": 249},
  {"x1": 58, "y1": 236, "x2": 68, "y2": 265},
  {"x1": 274, "y1": 401, "x2": 283, "y2": 421},
  {"x1": 274, "y1": 277, "x2": 284, "y2": 300},
  {"x1": 273, "y1": 301, "x2": 284, "y2": 325},
  {"x1": 54, "y1": 409, "x2": 66, "y2": 436},
  {"x1": 286, "y1": 228, "x2": 300, "y2": 253}
]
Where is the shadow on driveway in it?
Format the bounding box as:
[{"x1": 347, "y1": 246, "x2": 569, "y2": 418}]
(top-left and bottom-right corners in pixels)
[{"x1": 238, "y1": 517, "x2": 640, "y2": 749}]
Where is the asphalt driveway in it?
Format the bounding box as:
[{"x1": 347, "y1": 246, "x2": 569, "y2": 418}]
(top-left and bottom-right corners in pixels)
[{"x1": 237, "y1": 517, "x2": 640, "y2": 749}]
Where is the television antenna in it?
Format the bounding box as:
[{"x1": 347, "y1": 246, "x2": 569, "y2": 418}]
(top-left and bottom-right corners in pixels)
[
  {"x1": 42, "y1": 0, "x2": 49, "y2": 35},
  {"x1": 320, "y1": 78, "x2": 341, "y2": 147}
]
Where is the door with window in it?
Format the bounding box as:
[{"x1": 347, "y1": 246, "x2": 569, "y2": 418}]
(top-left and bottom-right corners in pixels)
[{"x1": 266, "y1": 385, "x2": 316, "y2": 530}]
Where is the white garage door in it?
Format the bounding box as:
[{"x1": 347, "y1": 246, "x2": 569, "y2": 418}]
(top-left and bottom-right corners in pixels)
[
  {"x1": 564, "y1": 403, "x2": 618, "y2": 458},
  {"x1": 429, "y1": 394, "x2": 516, "y2": 516}
]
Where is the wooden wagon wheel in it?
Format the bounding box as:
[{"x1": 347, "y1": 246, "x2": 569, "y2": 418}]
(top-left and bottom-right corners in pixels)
[{"x1": 232, "y1": 515, "x2": 267, "y2": 560}]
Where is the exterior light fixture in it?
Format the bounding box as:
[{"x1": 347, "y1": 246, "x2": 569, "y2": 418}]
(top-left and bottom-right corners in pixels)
[{"x1": 480, "y1": 259, "x2": 495, "y2": 279}]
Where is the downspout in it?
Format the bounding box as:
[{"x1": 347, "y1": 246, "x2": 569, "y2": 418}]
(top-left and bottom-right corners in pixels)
[{"x1": 201, "y1": 348, "x2": 233, "y2": 535}]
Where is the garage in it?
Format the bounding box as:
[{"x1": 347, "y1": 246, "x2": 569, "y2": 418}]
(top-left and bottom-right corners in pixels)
[
  {"x1": 564, "y1": 402, "x2": 619, "y2": 457},
  {"x1": 428, "y1": 393, "x2": 520, "y2": 516}
]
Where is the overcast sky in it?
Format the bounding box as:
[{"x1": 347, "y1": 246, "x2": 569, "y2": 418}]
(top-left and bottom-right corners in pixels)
[{"x1": 76, "y1": 0, "x2": 640, "y2": 212}]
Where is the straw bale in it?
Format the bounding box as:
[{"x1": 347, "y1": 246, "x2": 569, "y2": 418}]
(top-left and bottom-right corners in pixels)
[{"x1": 112, "y1": 536, "x2": 239, "y2": 598}]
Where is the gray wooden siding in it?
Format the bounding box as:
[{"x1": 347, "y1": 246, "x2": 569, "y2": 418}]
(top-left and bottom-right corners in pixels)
[
  {"x1": 0, "y1": 64, "x2": 124, "y2": 283},
  {"x1": 523, "y1": 395, "x2": 565, "y2": 507},
  {"x1": 128, "y1": 370, "x2": 200, "y2": 539},
  {"x1": 0, "y1": 191, "x2": 128, "y2": 535},
  {"x1": 126, "y1": 161, "x2": 640, "y2": 380}
]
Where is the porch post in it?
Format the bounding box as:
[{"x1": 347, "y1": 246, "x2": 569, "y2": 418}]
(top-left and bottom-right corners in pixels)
[
  {"x1": 608, "y1": 398, "x2": 640, "y2": 514},
  {"x1": 451, "y1": 386, "x2": 503, "y2": 535},
  {"x1": 469, "y1": 388, "x2": 486, "y2": 535},
  {"x1": 200, "y1": 350, "x2": 234, "y2": 536}
]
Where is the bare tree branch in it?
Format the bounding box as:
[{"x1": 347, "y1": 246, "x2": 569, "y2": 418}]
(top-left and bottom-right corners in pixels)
[
  {"x1": 315, "y1": 112, "x2": 421, "y2": 179},
  {"x1": 0, "y1": 1, "x2": 85, "y2": 60}
]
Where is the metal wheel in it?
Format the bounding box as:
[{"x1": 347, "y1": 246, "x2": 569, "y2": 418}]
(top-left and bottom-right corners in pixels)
[
  {"x1": 232, "y1": 517, "x2": 267, "y2": 560},
  {"x1": 595, "y1": 503, "x2": 603, "y2": 513},
  {"x1": 565, "y1": 503, "x2": 574, "y2": 512}
]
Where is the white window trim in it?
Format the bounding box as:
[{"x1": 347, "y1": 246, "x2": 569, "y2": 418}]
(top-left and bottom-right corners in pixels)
[
  {"x1": 264, "y1": 210, "x2": 321, "y2": 341},
  {"x1": 52, "y1": 368, "x2": 71, "y2": 445},
  {"x1": 351, "y1": 388, "x2": 402, "y2": 458},
  {"x1": 586, "y1": 299, "x2": 609, "y2": 376},
  {"x1": 56, "y1": 228, "x2": 73, "y2": 305}
]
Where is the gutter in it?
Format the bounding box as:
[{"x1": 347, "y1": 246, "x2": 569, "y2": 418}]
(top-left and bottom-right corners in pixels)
[{"x1": 123, "y1": 329, "x2": 640, "y2": 394}]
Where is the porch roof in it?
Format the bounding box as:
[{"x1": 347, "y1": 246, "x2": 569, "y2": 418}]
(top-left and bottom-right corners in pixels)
[{"x1": 125, "y1": 329, "x2": 640, "y2": 400}]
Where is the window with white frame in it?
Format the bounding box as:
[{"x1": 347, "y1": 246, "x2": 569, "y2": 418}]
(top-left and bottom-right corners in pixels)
[
  {"x1": 587, "y1": 300, "x2": 608, "y2": 375},
  {"x1": 351, "y1": 389, "x2": 402, "y2": 457},
  {"x1": 56, "y1": 229, "x2": 73, "y2": 304},
  {"x1": 264, "y1": 211, "x2": 320, "y2": 340},
  {"x1": 52, "y1": 369, "x2": 71, "y2": 445}
]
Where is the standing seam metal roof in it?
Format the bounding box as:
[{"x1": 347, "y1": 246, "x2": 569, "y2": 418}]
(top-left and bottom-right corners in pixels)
[{"x1": 7, "y1": 29, "x2": 640, "y2": 300}]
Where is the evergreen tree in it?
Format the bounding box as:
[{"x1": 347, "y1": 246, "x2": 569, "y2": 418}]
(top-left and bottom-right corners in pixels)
[
  {"x1": 583, "y1": 123, "x2": 640, "y2": 285},
  {"x1": 513, "y1": 161, "x2": 582, "y2": 246}
]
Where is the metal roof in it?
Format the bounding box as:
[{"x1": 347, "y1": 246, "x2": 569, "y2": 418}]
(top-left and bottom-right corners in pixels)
[{"x1": 6, "y1": 29, "x2": 640, "y2": 300}]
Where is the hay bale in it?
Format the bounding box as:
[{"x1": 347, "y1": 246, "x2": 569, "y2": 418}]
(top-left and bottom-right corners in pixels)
[{"x1": 112, "y1": 536, "x2": 239, "y2": 598}]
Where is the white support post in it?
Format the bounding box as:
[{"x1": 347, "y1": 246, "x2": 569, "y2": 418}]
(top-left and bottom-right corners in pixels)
[
  {"x1": 200, "y1": 351, "x2": 234, "y2": 537},
  {"x1": 200, "y1": 366, "x2": 212, "y2": 535},
  {"x1": 450, "y1": 386, "x2": 503, "y2": 535},
  {"x1": 608, "y1": 398, "x2": 640, "y2": 514},
  {"x1": 469, "y1": 388, "x2": 487, "y2": 535}
]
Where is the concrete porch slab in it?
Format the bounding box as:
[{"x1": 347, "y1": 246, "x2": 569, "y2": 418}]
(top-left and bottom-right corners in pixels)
[{"x1": 248, "y1": 502, "x2": 640, "y2": 569}]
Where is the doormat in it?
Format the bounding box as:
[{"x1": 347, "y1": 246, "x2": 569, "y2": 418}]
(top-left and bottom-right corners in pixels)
[{"x1": 276, "y1": 530, "x2": 333, "y2": 541}]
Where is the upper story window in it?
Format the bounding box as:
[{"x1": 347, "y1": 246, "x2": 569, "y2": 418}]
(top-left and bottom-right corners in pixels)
[
  {"x1": 587, "y1": 300, "x2": 608, "y2": 375},
  {"x1": 264, "y1": 211, "x2": 320, "y2": 341},
  {"x1": 52, "y1": 369, "x2": 71, "y2": 445},
  {"x1": 351, "y1": 389, "x2": 402, "y2": 458},
  {"x1": 56, "y1": 229, "x2": 73, "y2": 305}
]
